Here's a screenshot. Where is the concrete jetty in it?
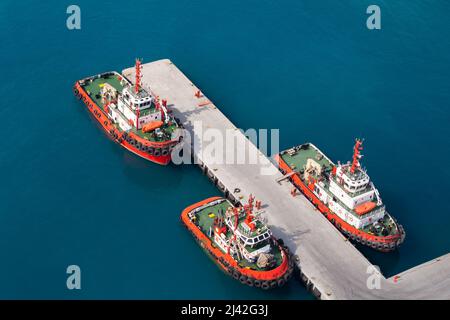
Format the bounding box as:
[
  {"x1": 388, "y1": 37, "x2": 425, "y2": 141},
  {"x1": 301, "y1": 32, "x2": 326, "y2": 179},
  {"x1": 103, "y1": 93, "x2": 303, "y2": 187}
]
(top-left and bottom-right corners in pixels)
[{"x1": 123, "y1": 59, "x2": 450, "y2": 299}]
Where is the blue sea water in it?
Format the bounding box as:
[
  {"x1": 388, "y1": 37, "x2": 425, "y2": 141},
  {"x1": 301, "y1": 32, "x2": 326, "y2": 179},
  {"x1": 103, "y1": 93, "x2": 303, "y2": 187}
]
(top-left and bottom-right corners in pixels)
[{"x1": 0, "y1": 0, "x2": 449, "y2": 299}]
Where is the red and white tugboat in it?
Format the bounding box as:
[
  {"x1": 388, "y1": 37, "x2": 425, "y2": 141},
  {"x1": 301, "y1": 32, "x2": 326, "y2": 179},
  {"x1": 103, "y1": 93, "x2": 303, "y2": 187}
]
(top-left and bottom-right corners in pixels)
[
  {"x1": 276, "y1": 139, "x2": 405, "y2": 252},
  {"x1": 73, "y1": 59, "x2": 183, "y2": 165},
  {"x1": 181, "y1": 195, "x2": 294, "y2": 289}
]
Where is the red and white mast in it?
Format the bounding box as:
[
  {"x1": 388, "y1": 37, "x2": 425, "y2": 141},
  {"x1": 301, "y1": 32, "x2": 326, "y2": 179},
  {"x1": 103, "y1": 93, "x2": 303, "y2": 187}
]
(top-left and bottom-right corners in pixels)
[
  {"x1": 228, "y1": 207, "x2": 240, "y2": 255},
  {"x1": 245, "y1": 194, "x2": 256, "y2": 231},
  {"x1": 350, "y1": 138, "x2": 363, "y2": 173},
  {"x1": 135, "y1": 58, "x2": 142, "y2": 94},
  {"x1": 135, "y1": 58, "x2": 142, "y2": 128}
]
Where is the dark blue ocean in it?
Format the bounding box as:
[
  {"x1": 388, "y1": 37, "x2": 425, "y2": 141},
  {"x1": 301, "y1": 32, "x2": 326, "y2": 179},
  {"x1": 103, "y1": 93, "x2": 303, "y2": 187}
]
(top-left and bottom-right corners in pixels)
[{"x1": 0, "y1": 0, "x2": 449, "y2": 299}]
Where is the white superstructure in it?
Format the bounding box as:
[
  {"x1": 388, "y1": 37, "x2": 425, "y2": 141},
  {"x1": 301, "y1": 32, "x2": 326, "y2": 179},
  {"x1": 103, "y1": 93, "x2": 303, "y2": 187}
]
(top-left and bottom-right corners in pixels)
[{"x1": 307, "y1": 141, "x2": 386, "y2": 230}]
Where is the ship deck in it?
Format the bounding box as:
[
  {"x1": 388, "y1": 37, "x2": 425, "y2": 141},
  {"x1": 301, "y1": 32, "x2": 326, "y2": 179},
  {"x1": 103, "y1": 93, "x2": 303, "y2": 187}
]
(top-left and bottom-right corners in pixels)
[
  {"x1": 195, "y1": 200, "x2": 231, "y2": 237},
  {"x1": 122, "y1": 59, "x2": 450, "y2": 300},
  {"x1": 280, "y1": 144, "x2": 333, "y2": 173},
  {"x1": 81, "y1": 73, "x2": 124, "y2": 107}
]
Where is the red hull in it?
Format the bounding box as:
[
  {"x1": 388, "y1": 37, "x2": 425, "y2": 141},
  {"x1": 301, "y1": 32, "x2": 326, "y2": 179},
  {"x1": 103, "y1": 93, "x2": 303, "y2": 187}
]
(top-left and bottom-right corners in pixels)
[
  {"x1": 181, "y1": 197, "x2": 295, "y2": 289},
  {"x1": 275, "y1": 154, "x2": 405, "y2": 252},
  {"x1": 74, "y1": 82, "x2": 177, "y2": 165}
]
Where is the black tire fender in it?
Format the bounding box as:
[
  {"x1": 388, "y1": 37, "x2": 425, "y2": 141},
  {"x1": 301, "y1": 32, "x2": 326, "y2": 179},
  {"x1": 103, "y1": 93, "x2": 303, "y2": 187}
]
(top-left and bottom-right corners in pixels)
[{"x1": 261, "y1": 281, "x2": 270, "y2": 290}]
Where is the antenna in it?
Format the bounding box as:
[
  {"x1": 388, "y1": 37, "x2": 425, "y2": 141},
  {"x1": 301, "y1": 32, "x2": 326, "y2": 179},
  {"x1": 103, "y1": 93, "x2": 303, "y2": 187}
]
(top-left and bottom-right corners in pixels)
[
  {"x1": 350, "y1": 138, "x2": 363, "y2": 173},
  {"x1": 135, "y1": 58, "x2": 142, "y2": 93}
]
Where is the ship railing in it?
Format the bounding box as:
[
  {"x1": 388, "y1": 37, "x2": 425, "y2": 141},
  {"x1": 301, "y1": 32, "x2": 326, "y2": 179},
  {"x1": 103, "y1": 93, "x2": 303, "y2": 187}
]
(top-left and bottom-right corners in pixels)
[
  {"x1": 190, "y1": 199, "x2": 225, "y2": 215},
  {"x1": 308, "y1": 142, "x2": 336, "y2": 166},
  {"x1": 79, "y1": 71, "x2": 121, "y2": 85}
]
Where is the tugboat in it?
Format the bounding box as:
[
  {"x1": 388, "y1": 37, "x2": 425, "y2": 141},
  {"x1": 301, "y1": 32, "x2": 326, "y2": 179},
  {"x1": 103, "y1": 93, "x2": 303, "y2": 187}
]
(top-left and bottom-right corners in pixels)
[
  {"x1": 181, "y1": 196, "x2": 294, "y2": 289},
  {"x1": 73, "y1": 59, "x2": 183, "y2": 165},
  {"x1": 276, "y1": 139, "x2": 405, "y2": 252}
]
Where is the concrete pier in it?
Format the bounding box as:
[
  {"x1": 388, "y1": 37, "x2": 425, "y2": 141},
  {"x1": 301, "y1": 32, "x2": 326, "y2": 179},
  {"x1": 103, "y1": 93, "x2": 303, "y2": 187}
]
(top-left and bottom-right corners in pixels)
[{"x1": 123, "y1": 59, "x2": 450, "y2": 299}]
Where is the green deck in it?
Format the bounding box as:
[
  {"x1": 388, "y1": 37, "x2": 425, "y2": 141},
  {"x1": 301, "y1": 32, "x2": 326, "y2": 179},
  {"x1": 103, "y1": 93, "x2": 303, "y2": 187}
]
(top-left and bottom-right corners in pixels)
[
  {"x1": 81, "y1": 73, "x2": 179, "y2": 142},
  {"x1": 83, "y1": 73, "x2": 124, "y2": 107},
  {"x1": 280, "y1": 144, "x2": 333, "y2": 172},
  {"x1": 361, "y1": 214, "x2": 398, "y2": 236},
  {"x1": 194, "y1": 199, "x2": 284, "y2": 271},
  {"x1": 196, "y1": 200, "x2": 232, "y2": 236}
]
